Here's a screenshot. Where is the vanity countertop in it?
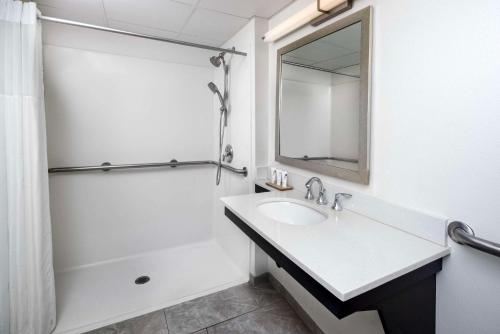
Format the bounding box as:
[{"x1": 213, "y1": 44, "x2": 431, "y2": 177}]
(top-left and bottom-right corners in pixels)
[{"x1": 221, "y1": 191, "x2": 450, "y2": 301}]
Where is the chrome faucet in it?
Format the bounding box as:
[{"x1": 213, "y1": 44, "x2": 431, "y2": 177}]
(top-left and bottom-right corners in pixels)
[
  {"x1": 305, "y1": 177, "x2": 328, "y2": 205},
  {"x1": 332, "y1": 193, "x2": 352, "y2": 211}
]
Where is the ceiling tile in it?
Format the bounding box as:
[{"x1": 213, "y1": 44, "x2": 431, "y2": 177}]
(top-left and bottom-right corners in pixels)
[
  {"x1": 103, "y1": 0, "x2": 194, "y2": 32},
  {"x1": 198, "y1": 0, "x2": 292, "y2": 19},
  {"x1": 198, "y1": 0, "x2": 253, "y2": 18},
  {"x1": 36, "y1": 0, "x2": 107, "y2": 25},
  {"x1": 108, "y1": 20, "x2": 179, "y2": 39},
  {"x1": 253, "y1": 0, "x2": 294, "y2": 18},
  {"x1": 182, "y1": 8, "x2": 248, "y2": 42},
  {"x1": 174, "y1": 0, "x2": 198, "y2": 4}
]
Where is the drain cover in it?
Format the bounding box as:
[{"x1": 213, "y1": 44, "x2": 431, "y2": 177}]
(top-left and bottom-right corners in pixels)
[{"x1": 135, "y1": 276, "x2": 150, "y2": 285}]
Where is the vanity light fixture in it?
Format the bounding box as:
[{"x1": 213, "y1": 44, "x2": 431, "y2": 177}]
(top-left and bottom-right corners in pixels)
[{"x1": 262, "y1": 0, "x2": 353, "y2": 42}]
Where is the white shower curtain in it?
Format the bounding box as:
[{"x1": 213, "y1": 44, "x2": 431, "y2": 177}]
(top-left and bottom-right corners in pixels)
[{"x1": 0, "y1": 1, "x2": 56, "y2": 333}]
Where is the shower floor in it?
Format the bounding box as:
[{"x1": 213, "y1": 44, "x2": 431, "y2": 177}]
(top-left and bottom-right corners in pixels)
[{"x1": 53, "y1": 240, "x2": 248, "y2": 334}]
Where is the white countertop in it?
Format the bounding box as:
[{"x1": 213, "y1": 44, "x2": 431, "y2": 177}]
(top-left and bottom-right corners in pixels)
[{"x1": 221, "y1": 191, "x2": 450, "y2": 301}]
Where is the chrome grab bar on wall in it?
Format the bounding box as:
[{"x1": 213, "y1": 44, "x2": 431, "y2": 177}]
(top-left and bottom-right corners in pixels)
[
  {"x1": 48, "y1": 159, "x2": 248, "y2": 176},
  {"x1": 448, "y1": 221, "x2": 500, "y2": 257}
]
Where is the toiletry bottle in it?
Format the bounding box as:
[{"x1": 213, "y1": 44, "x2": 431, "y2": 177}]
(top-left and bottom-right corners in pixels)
[
  {"x1": 282, "y1": 171, "x2": 288, "y2": 188},
  {"x1": 271, "y1": 168, "x2": 277, "y2": 184},
  {"x1": 277, "y1": 169, "x2": 282, "y2": 186}
]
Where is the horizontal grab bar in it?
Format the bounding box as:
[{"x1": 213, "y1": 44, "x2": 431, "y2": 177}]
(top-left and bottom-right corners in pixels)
[
  {"x1": 48, "y1": 159, "x2": 248, "y2": 177},
  {"x1": 448, "y1": 221, "x2": 500, "y2": 258}
]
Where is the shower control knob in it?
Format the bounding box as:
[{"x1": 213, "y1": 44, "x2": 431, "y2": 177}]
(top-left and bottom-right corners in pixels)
[{"x1": 222, "y1": 144, "x2": 233, "y2": 163}]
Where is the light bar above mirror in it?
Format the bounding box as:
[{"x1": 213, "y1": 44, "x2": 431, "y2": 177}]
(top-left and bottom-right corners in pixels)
[{"x1": 263, "y1": 0, "x2": 353, "y2": 43}]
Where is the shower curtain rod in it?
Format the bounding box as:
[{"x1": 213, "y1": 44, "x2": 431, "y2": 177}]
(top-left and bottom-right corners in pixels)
[{"x1": 37, "y1": 15, "x2": 248, "y2": 56}]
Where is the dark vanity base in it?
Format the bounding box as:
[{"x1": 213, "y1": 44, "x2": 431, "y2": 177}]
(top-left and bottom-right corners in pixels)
[
  {"x1": 225, "y1": 207, "x2": 441, "y2": 334},
  {"x1": 377, "y1": 275, "x2": 436, "y2": 334}
]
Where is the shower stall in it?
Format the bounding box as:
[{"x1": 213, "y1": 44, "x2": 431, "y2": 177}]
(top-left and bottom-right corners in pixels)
[{"x1": 41, "y1": 15, "x2": 255, "y2": 334}]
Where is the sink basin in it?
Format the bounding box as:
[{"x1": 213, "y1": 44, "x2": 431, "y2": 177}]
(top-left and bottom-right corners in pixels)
[{"x1": 257, "y1": 200, "x2": 327, "y2": 225}]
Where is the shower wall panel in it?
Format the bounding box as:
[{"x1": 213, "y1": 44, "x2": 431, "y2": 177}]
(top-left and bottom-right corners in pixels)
[{"x1": 43, "y1": 29, "x2": 217, "y2": 271}]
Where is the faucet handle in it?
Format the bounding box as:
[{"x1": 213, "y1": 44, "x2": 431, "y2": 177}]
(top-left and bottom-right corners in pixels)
[
  {"x1": 317, "y1": 188, "x2": 328, "y2": 205},
  {"x1": 305, "y1": 178, "x2": 315, "y2": 200},
  {"x1": 332, "y1": 193, "x2": 352, "y2": 211},
  {"x1": 305, "y1": 186, "x2": 314, "y2": 200}
]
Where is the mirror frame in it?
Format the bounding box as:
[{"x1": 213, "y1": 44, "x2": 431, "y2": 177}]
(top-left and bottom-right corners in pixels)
[{"x1": 275, "y1": 6, "x2": 372, "y2": 184}]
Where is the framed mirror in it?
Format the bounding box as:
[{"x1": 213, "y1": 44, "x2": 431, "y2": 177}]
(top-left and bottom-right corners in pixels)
[{"x1": 275, "y1": 7, "x2": 371, "y2": 184}]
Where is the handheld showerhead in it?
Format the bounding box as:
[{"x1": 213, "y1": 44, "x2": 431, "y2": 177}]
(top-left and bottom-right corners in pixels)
[
  {"x1": 207, "y1": 81, "x2": 218, "y2": 94},
  {"x1": 208, "y1": 82, "x2": 226, "y2": 111}
]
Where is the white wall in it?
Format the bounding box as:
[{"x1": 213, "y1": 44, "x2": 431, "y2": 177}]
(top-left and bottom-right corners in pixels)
[
  {"x1": 254, "y1": 18, "x2": 270, "y2": 170},
  {"x1": 43, "y1": 23, "x2": 218, "y2": 271},
  {"x1": 266, "y1": 1, "x2": 500, "y2": 333}
]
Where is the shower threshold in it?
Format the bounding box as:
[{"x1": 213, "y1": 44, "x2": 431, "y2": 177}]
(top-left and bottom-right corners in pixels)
[{"x1": 52, "y1": 240, "x2": 248, "y2": 334}]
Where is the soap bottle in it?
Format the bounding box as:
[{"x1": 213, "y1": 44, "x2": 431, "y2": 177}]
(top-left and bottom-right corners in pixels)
[{"x1": 282, "y1": 171, "x2": 288, "y2": 188}]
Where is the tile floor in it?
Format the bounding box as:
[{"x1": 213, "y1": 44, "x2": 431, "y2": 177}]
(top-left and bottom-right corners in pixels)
[{"x1": 86, "y1": 281, "x2": 312, "y2": 334}]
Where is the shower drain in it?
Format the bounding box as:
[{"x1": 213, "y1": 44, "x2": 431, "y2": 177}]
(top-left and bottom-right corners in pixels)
[{"x1": 135, "y1": 276, "x2": 150, "y2": 285}]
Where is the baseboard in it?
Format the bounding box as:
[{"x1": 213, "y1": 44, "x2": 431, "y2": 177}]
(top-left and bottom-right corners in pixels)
[{"x1": 249, "y1": 272, "x2": 270, "y2": 287}]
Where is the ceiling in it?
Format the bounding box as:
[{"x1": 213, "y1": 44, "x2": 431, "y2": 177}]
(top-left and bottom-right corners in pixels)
[
  {"x1": 283, "y1": 22, "x2": 361, "y2": 73},
  {"x1": 35, "y1": 0, "x2": 294, "y2": 46}
]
